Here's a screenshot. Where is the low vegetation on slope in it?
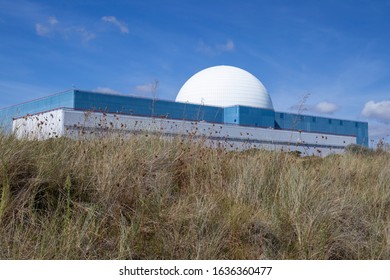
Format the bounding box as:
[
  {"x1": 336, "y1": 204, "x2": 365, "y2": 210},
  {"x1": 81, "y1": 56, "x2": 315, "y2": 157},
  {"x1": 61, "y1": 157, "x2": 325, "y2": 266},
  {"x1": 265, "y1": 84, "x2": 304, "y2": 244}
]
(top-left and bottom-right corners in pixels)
[{"x1": 0, "y1": 134, "x2": 389, "y2": 259}]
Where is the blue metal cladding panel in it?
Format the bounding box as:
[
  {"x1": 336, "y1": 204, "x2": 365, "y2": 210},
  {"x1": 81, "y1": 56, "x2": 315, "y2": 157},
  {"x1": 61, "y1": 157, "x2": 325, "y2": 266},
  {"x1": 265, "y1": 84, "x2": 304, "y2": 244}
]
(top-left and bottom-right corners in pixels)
[
  {"x1": 274, "y1": 111, "x2": 369, "y2": 147},
  {"x1": 276, "y1": 113, "x2": 304, "y2": 131},
  {"x1": 153, "y1": 99, "x2": 223, "y2": 123},
  {"x1": 74, "y1": 90, "x2": 153, "y2": 115},
  {"x1": 237, "y1": 106, "x2": 275, "y2": 128},
  {"x1": 356, "y1": 122, "x2": 369, "y2": 146},
  {"x1": 0, "y1": 90, "x2": 74, "y2": 132},
  {"x1": 73, "y1": 90, "x2": 223, "y2": 123},
  {"x1": 224, "y1": 106, "x2": 239, "y2": 124}
]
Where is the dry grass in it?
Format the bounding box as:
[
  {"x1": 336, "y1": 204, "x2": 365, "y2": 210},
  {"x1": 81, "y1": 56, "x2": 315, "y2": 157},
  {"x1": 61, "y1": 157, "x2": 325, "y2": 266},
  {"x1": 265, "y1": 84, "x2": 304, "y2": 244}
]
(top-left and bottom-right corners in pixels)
[{"x1": 0, "y1": 133, "x2": 389, "y2": 259}]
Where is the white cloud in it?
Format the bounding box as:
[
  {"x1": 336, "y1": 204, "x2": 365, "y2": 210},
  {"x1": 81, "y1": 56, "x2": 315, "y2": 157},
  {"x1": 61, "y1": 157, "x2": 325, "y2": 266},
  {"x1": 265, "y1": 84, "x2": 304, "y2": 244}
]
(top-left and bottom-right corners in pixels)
[
  {"x1": 135, "y1": 84, "x2": 153, "y2": 93},
  {"x1": 35, "y1": 23, "x2": 50, "y2": 36},
  {"x1": 35, "y1": 16, "x2": 95, "y2": 42},
  {"x1": 94, "y1": 87, "x2": 121, "y2": 95},
  {"x1": 289, "y1": 100, "x2": 339, "y2": 115},
  {"x1": 135, "y1": 81, "x2": 159, "y2": 93},
  {"x1": 197, "y1": 40, "x2": 214, "y2": 55},
  {"x1": 314, "y1": 101, "x2": 339, "y2": 114},
  {"x1": 134, "y1": 81, "x2": 159, "y2": 98},
  {"x1": 362, "y1": 100, "x2": 390, "y2": 124},
  {"x1": 71, "y1": 27, "x2": 96, "y2": 42},
  {"x1": 197, "y1": 39, "x2": 235, "y2": 55},
  {"x1": 102, "y1": 16, "x2": 129, "y2": 34},
  {"x1": 35, "y1": 16, "x2": 58, "y2": 36},
  {"x1": 217, "y1": 39, "x2": 235, "y2": 52},
  {"x1": 48, "y1": 16, "x2": 58, "y2": 26}
]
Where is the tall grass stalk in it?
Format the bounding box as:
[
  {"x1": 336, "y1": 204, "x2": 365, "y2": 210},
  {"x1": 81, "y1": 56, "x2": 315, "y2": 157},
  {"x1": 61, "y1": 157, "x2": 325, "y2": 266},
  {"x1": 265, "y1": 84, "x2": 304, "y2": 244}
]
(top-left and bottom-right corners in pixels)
[
  {"x1": 0, "y1": 164, "x2": 10, "y2": 221},
  {"x1": 64, "y1": 175, "x2": 72, "y2": 226},
  {"x1": 0, "y1": 133, "x2": 389, "y2": 259}
]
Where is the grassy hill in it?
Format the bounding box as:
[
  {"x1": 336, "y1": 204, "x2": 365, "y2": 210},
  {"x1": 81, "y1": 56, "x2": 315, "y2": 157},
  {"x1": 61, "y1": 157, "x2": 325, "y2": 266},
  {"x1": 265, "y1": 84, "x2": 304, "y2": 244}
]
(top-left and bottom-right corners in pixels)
[{"x1": 0, "y1": 134, "x2": 389, "y2": 259}]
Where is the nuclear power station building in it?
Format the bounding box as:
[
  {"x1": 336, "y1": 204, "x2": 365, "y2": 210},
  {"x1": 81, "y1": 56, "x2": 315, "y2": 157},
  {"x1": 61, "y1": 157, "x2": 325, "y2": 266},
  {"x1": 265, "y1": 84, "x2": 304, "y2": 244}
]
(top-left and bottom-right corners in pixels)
[{"x1": 0, "y1": 65, "x2": 368, "y2": 156}]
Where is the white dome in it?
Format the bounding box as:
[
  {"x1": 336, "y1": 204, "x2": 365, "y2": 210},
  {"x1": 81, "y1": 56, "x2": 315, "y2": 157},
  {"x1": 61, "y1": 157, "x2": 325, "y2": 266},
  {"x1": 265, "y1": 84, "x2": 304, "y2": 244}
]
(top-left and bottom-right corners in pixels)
[{"x1": 176, "y1": 65, "x2": 274, "y2": 110}]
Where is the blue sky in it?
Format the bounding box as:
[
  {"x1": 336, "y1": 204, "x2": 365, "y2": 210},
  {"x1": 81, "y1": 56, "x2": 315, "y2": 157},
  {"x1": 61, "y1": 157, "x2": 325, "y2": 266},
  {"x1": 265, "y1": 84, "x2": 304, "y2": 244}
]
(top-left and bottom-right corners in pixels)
[{"x1": 1, "y1": 0, "x2": 389, "y2": 143}]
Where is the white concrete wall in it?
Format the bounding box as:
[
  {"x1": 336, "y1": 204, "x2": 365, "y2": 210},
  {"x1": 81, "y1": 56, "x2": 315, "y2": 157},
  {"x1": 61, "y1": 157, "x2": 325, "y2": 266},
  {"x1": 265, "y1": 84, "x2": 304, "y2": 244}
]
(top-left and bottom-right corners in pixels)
[
  {"x1": 13, "y1": 109, "x2": 357, "y2": 156},
  {"x1": 13, "y1": 110, "x2": 65, "y2": 140}
]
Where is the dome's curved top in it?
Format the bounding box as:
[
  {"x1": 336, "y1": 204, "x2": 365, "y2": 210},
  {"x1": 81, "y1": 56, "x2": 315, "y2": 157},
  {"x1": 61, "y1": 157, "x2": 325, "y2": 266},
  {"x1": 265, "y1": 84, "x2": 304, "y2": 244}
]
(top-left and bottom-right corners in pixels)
[{"x1": 175, "y1": 65, "x2": 273, "y2": 110}]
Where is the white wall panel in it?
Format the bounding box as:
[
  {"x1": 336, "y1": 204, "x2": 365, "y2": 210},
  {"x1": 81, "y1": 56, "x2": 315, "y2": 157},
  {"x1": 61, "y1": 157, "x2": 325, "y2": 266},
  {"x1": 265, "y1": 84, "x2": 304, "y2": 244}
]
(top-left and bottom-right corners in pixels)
[{"x1": 13, "y1": 109, "x2": 356, "y2": 157}]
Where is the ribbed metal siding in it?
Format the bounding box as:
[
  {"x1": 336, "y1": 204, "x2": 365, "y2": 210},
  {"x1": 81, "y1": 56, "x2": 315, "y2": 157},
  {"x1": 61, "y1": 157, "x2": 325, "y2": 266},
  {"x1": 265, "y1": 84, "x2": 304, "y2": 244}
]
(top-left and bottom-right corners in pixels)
[
  {"x1": 274, "y1": 112, "x2": 368, "y2": 146},
  {"x1": 238, "y1": 106, "x2": 275, "y2": 128},
  {"x1": 73, "y1": 90, "x2": 224, "y2": 123},
  {"x1": 0, "y1": 90, "x2": 74, "y2": 132}
]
